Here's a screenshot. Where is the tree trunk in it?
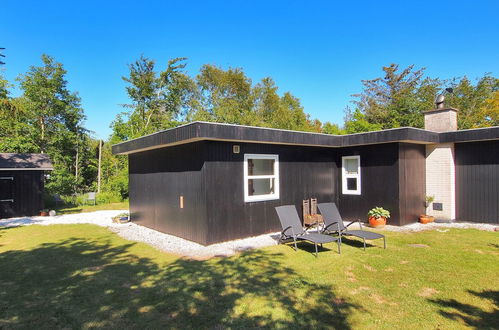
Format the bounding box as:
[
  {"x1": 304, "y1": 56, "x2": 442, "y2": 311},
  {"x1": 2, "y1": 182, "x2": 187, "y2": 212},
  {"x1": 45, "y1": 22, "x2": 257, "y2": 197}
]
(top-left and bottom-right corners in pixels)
[
  {"x1": 40, "y1": 116, "x2": 45, "y2": 153},
  {"x1": 97, "y1": 140, "x2": 102, "y2": 193}
]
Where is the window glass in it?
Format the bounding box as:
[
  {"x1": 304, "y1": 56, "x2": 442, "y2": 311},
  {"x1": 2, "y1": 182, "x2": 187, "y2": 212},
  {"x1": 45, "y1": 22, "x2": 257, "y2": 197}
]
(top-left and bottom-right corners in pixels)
[
  {"x1": 346, "y1": 178, "x2": 357, "y2": 191},
  {"x1": 344, "y1": 158, "x2": 359, "y2": 174},
  {"x1": 248, "y1": 178, "x2": 275, "y2": 196},
  {"x1": 248, "y1": 159, "x2": 275, "y2": 176},
  {"x1": 244, "y1": 154, "x2": 279, "y2": 202},
  {"x1": 342, "y1": 156, "x2": 361, "y2": 195}
]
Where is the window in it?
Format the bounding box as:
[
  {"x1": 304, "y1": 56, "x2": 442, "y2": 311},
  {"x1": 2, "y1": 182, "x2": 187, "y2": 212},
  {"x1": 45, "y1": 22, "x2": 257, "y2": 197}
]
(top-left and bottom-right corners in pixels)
[
  {"x1": 244, "y1": 154, "x2": 279, "y2": 202},
  {"x1": 342, "y1": 156, "x2": 361, "y2": 195}
]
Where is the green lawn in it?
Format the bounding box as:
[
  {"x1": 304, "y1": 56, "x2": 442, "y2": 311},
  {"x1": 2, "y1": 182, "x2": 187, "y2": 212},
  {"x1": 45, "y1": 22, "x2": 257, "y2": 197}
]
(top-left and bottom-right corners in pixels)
[
  {"x1": 0, "y1": 225, "x2": 497, "y2": 329},
  {"x1": 54, "y1": 201, "x2": 129, "y2": 214}
]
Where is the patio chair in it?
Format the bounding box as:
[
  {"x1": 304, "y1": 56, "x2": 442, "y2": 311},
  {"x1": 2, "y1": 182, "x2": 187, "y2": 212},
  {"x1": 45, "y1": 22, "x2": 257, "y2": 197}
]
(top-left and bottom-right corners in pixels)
[
  {"x1": 86, "y1": 192, "x2": 96, "y2": 205},
  {"x1": 275, "y1": 205, "x2": 341, "y2": 257},
  {"x1": 317, "y1": 202, "x2": 386, "y2": 250}
]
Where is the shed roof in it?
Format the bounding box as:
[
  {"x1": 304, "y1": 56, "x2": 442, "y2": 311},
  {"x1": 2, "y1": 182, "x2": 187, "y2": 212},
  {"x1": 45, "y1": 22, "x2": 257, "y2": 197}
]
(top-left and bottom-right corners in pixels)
[
  {"x1": 112, "y1": 121, "x2": 499, "y2": 155},
  {"x1": 0, "y1": 153, "x2": 54, "y2": 170}
]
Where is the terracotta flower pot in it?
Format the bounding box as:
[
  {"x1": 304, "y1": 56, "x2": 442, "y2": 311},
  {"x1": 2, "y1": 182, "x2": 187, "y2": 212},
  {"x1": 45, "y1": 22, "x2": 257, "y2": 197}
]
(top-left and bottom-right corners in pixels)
[
  {"x1": 419, "y1": 215, "x2": 435, "y2": 224},
  {"x1": 369, "y1": 216, "x2": 386, "y2": 228},
  {"x1": 40, "y1": 211, "x2": 49, "y2": 216}
]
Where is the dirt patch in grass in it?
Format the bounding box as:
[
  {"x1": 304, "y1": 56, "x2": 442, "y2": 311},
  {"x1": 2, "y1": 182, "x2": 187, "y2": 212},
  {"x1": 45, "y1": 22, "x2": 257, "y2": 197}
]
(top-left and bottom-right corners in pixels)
[
  {"x1": 409, "y1": 243, "x2": 430, "y2": 248},
  {"x1": 418, "y1": 287, "x2": 439, "y2": 297},
  {"x1": 363, "y1": 264, "x2": 377, "y2": 272},
  {"x1": 345, "y1": 266, "x2": 357, "y2": 282}
]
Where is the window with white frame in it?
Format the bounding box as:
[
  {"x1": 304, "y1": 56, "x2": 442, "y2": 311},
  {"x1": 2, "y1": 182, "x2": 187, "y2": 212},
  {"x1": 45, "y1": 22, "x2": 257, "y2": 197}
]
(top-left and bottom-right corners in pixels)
[
  {"x1": 342, "y1": 156, "x2": 361, "y2": 195},
  {"x1": 244, "y1": 154, "x2": 279, "y2": 202}
]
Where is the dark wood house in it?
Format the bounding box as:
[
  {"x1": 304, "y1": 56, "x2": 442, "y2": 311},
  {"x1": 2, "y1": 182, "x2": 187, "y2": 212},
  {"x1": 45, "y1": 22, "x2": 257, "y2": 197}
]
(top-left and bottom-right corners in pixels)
[
  {"x1": 113, "y1": 109, "x2": 499, "y2": 245},
  {"x1": 0, "y1": 153, "x2": 53, "y2": 218}
]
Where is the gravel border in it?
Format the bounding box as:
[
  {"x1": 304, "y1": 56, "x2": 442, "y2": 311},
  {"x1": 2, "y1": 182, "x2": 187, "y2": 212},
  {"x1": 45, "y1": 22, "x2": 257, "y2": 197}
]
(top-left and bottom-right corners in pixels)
[{"x1": 1, "y1": 211, "x2": 497, "y2": 258}]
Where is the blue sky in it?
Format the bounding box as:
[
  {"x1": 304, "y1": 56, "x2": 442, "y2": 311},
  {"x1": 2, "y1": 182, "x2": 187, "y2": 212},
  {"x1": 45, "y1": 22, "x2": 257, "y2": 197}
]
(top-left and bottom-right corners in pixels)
[{"x1": 1, "y1": 0, "x2": 498, "y2": 139}]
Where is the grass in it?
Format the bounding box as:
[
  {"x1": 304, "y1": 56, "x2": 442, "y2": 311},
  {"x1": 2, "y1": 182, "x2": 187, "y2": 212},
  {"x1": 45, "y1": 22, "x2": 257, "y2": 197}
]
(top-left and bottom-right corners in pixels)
[
  {"x1": 54, "y1": 201, "x2": 129, "y2": 214},
  {"x1": 0, "y1": 225, "x2": 497, "y2": 329}
]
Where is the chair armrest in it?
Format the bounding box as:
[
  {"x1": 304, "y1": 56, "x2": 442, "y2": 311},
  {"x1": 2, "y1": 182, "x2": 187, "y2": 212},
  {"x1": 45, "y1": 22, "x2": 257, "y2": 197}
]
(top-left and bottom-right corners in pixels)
[
  {"x1": 345, "y1": 220, "x2": 363, "y2": 230},
  {"x1": 281, "y1": 226, "x2": 293, "y2": 236},
  {"x1": 324, "y1": 221, "x2": 339, "y2": 232},
  {"x1": 345, "y1": 221, "x2": 355, "y2": 228}
]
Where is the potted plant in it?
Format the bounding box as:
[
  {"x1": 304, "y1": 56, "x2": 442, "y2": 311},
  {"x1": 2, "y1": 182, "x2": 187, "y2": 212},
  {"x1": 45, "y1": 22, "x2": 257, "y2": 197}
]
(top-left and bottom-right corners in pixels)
[
  {"x1": 368, "y1": 207, "x2": 390, "y2": 227},
  {"x1": 112, "y1": 212, "x2": 130, "y2": 224},
  {"x1": 39, "y1": 209, "x2": 49, "y2": 216},
  {"x1": 419, "y1": 195, "x2": 435, "y2": 224}
]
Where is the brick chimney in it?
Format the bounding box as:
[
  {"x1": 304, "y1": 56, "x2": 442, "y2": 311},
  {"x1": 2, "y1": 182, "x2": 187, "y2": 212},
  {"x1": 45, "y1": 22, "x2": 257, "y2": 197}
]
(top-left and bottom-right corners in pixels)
[
  {"x1": 424, "y1": 100, "x2": 458, "y2": 222},
  {"x1": 423, "y1": 108, "x2": 458, "y2": 132}
]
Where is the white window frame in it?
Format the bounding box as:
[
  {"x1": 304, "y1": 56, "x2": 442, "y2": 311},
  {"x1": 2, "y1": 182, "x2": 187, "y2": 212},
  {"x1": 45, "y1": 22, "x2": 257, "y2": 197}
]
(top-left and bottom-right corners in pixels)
[
  {"x1": 243, "y1": 154, "x2": 280, "y2": 202},
  {"x1": 342, "y1": 155, "x2": 361, "y2": 195}
]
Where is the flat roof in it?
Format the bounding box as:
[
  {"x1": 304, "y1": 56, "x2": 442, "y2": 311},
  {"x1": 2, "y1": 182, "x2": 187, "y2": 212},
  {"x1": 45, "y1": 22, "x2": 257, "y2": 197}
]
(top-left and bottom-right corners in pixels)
[
  {"x1": 112, "y1": 121, "x2": 499, "y2": 155},
  {"x1": 0, "y1": 153, "x2": 54, "y2": 170}
]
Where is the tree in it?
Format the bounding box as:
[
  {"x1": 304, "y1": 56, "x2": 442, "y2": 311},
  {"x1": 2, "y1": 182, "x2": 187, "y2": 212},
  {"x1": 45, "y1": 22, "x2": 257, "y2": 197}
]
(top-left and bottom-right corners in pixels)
[
  {"x1": 352, "y1": 64, "x2": 439, "y2": 129},
  {"x1": 343, "y1": 108, "x2": 382, "y2": 134},
  {"x1": 321, "y1": 122, "x2": 344, "y2": 135},
  {"x1": 116, "y1": 56, "x2": 196, "y2": 140},
  {"x1": 348, "y1": 64, "x2": 497, "y2": 132},
  {"x1": 16, "y1": 54, "x2": 89, "y2": 195},
  {"x1": 445, "y1": 75, "x2": 499, "y2": 129},
  {"x1": 193, "y1": 64, "x2": 257, "y2": 125}
]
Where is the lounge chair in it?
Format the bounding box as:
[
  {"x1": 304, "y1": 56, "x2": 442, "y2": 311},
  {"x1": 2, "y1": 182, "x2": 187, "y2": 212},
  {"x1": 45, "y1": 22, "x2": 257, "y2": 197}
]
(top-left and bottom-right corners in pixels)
[
  {"x1": 317, "y1": 202, "x2": 386, "y2": 250},
  {"x1": 275, "y1": 205, "x2": 341, "y2": 257}
]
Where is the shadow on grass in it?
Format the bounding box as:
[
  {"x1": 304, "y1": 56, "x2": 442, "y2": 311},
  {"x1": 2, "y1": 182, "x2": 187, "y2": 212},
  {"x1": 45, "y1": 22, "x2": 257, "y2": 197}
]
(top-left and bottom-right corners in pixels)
[
  {"x1": 0, "y1": 238, "x2": 361, "y2": 329},
  {"x1": 339, "y1": 237, "x2": 377, "y2": 249},
  {"x1": 429, "y1": 290, "x2": 499, "y2": 329}
]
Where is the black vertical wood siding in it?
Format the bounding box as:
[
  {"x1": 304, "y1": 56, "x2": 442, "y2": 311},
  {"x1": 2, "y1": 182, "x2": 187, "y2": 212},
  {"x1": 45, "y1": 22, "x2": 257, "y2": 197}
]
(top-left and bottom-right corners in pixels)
[
  {"x1": 0, "y1": 170, "x2": 44, "y2": 218},
  {"x1": 336, "y1": 143, "x2": 401, "y2": 225},
  {"x1": 128, "y1": 142, "x2": 208, "y2": 244},
  {"x1": 336, "y1": 143, "x2": 425, "y2": 226},
  {"x1": 127, "y1": 140, "x2": 428, "y2": 245},
  {"x1": 398, "y1": 143, "x2": 426, "y2": 225},
  {"x1": 455, "y1": 140, "x2": 499, "y2": 224},
  {"x1": 203, "y1": 141, "x2": 337, "y2": 244}
]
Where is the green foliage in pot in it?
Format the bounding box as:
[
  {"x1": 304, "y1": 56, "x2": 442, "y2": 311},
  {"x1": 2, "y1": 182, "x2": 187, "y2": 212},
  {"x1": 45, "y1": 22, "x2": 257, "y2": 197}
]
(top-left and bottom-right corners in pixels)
[
  {"x1": 368, "y1": 207, "x2": 391, "y2": 219},
  {"x1": 425, "y1": 195, "x2": 435, "y2": 208}
]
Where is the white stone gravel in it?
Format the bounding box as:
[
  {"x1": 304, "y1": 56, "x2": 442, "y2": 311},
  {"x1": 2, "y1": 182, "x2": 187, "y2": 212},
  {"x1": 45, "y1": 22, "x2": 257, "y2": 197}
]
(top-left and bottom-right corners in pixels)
[{"x1": 1, "y1": 211, "x2": 496, "y2": 258}]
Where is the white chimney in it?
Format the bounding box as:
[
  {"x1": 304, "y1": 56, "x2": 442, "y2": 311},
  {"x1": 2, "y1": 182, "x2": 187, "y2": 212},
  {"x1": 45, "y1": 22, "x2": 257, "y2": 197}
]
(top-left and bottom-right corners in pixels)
[{"x1": 424, "y1": 99, "x2": 458, "y2": 222}]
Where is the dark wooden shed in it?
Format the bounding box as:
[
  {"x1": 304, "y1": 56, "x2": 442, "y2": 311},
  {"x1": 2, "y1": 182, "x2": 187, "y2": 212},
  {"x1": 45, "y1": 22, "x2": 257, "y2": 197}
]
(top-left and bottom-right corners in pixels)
[{"x1": 0, "y1": 153, "x2": 53, "y2": 218}]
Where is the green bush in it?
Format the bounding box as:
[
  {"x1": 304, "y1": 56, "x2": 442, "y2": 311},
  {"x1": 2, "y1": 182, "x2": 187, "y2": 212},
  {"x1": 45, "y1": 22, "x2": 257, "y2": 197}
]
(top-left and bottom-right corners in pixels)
[{"x1": 96, "y1": 191, "x2": 122, "y2": 204}]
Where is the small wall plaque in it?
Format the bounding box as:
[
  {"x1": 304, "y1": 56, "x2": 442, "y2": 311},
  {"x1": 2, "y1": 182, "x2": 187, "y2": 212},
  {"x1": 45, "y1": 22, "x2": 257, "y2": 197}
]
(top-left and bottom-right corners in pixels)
[
  {"x1": 233, "y1": 145, "x2": 240, "y2": 154},
  {"x1": 433, "y1": 202, "x2": 443, "y2": 211}
]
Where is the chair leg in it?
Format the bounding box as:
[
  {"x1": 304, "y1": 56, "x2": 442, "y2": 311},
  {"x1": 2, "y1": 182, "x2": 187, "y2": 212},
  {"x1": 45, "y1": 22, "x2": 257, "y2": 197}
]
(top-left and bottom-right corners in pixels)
[
  {"x1": 337, "y1": 239, "x2": 341, "y2": 254},
  {"x1": 314, "y1": 243, "x2": 318, "y2": 257},
  {"x1": 293, "y1": 237, "x2": 297, "y2": 251},
  {"x1": 363, "y1": 238, "x2": 366, "y2": 251},
  {"x1": 384, "y1": 237, "x2": 386, "y2": 249}
]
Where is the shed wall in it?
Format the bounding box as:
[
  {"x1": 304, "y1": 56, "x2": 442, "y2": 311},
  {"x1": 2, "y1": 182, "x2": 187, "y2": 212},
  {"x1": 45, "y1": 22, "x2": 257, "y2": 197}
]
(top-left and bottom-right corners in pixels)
[{"x1": 0, "y1": 170, "x2": 44, "y2": 218}]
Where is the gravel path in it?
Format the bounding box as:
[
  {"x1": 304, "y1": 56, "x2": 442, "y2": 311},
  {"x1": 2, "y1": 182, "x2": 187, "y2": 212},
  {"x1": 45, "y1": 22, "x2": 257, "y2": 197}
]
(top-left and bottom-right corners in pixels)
[{"x1": 0, "y1": 211, "x2": 496, "y2": 258}]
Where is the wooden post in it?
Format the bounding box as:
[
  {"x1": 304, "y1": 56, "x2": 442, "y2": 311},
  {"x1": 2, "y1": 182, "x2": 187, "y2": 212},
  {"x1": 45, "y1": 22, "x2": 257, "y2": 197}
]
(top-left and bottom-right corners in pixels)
[{"x1": 97, "y1": 139, "x2": 102, "y2": 193}]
